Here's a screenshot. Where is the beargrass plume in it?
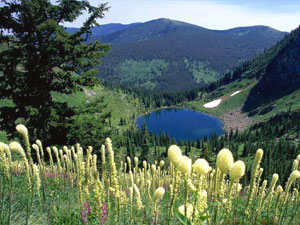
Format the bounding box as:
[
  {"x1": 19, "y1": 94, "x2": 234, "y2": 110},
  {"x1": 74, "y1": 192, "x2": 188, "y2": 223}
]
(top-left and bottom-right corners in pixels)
[{"x1": 0, "y1": 124, "x2": 300, "y2": 224}]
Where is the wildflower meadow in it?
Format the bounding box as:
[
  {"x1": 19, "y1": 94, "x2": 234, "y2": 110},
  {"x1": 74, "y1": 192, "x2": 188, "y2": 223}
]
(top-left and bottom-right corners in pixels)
[{"x1": 0, "y1": 124, "x2": 300, "y2": 224}]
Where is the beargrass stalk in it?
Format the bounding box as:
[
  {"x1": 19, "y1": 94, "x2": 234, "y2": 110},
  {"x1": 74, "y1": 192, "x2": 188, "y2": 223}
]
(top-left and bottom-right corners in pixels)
[
  {"x1": 216, "y1": 148, "x2": 234, "y2": 198},
  {"x1": 184, "y1": 175, "x2": 189, "y2": 223},
  {"x1": 274, "y1": 185, "x2": 283, "y2": 223},
  {"x1": 10, "y1": 131, "x2": 33, "y2": 225},
  {"x1": 283, "y1": 170, "x2": 300, "y2": 204},
  {"x1": 152, "y1": 187, "x2": 165, "y2": 224},
  {"x1": 151, "y1": 164, "x2": 156, "y2": 191},
  {"x1": 176, "y1": 155, "x2": 192, "y2": 221},
  {"x1": 7, "y1": 174, "x2": 12, "y2": 225},
  {"x1": 0, "y1": 142, "x2": 12, "y2": 225},
  {"x1": 0, "y1": 169, "x2": 5, "y2": 224},
  {"x1": 32, "y1": 164, "x2": 41, "y2": 199},
  {"x1": 192, "y1": 157, "x2": 210, "y2": 218},
  {"x1": 134, "y1": 157, "x2": 138, "y2": 182},
  {"x1": 258, "y1": 180, "x2": 268, "y2": 210},
  {"x1": 157, "y1": 166, "x2": 161, "y2": 187},
  {"x1": 252, "y1": 167, "x2": 264, "y2": 203},
  {"x1": 245, "y1": 149, "x2": 263, "y2": 212},
  {"x1": 265, "y1": 174, "x2": 279, "y2": 201},
  {"x1": 46, "y1": 147, "x2": 54, "y2": 174},
  {"x1": 106, "y1": 137, "x2": 123, "y2": 222},
  {"x1": 291, "y1": 189, "x2": 299, "y2": 213},
  {"x1": 53, "y1": 147, "x2": 61, "y2": 176},
  {"x1": 16, "y1": 125, "x2": 33, "y2": 169},
  {"x1": 127, "y1": 157, "x2": 132, "y2": 173},
  {"x1": 226, "y1": 180, "x2": 234, "y2": 207},
  {"x1": 278, "y1": 170, "x2": 300, "y2": 224},
  {"x1": 227, "y1": 160, "x2": 245, "y2": 210},
  {"x1": 85, "y1": 146, "x2": 93, "y2": 185},
  {"x1": 0, "y1": 146, "x2": 12, "y2": 224},
  {"x1": 279, "y1": 194, "x2": 293, "y2": 225},
  {"x1": 166, "y1": 145, "x2": 183, "y2": 224},
  {"x1": 265, "y1": 175, "x2": 279, "y2": 220},
  {"x1": 36, "y1": 140, "x2": 45, "y2": 163},
  {"x1": 33, "y1": 143, "x2": 47, "y2": 201},
  {"x1": 208, "y1": 170, "x2": 214, "y2": 198},
  {"x1": 252, "y1": 180, "x2": 267, "y2": 224},
  {"x1": 167, "y1": 167, "x2": 179, "y2": 225},
  {"x1": 74, "y1": 153, "x2": 83, "y2": 206},
  {"x1": 101, "y1": 145, "x2": 107, "y2": 186},
  {"x1": 213, "y1": 149, "x2": 234, "y2": 223}
]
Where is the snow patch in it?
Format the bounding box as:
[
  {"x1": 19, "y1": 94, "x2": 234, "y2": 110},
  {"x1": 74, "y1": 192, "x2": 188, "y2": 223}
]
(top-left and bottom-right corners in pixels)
[
  {"x1": 230, "y1": 90, "x2": 241, "y2": 97},
  {"x1": 203, "y1": 99, "x2": 222, "y2": 108}
]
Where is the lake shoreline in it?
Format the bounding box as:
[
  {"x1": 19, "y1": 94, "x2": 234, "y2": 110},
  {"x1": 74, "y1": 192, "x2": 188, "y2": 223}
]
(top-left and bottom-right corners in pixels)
[
  {"x1": 135, "y1": 107, "x2": 225, "y2": 140},
  {"x1": 135, "y1": 105, "x2": 227, "y2": 130},
  {"x1": 136, "y1": 105, "x2": 253, "y2": 136}
]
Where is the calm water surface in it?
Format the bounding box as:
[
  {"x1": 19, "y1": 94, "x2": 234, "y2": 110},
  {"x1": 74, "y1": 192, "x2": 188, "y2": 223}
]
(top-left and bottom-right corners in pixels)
[{"x1": 136, "y1": 108, "x2": 225, "y2": 141}]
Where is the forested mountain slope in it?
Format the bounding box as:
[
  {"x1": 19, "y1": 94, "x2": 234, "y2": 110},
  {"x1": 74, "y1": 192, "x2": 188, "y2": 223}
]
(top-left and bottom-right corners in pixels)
[
  {"x1": 244, "y1": 26, "x2": 300, "y2": 111},
  {"x1": 84, "y1": 18, "x2": 286, "y2": 92}
]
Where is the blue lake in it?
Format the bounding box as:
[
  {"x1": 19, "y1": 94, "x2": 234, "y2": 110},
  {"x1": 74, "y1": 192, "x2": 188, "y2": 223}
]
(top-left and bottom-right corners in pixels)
[{"x1": 136, "y1": 108, "x2": 225, "y2": 141}]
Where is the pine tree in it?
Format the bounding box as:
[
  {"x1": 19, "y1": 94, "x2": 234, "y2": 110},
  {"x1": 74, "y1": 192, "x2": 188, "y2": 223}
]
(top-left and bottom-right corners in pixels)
[{"x1": 0, "y1": 0, "x2": 110, "y2": 145}]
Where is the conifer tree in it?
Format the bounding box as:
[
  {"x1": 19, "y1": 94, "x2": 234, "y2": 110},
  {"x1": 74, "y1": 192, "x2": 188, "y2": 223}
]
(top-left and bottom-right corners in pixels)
[{"x1": 0, "y1": 0, "x2": 110, "y2": 144}]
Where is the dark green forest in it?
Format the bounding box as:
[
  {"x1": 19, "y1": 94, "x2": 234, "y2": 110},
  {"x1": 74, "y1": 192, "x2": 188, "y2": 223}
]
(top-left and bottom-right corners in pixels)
[{"x1": 94, "y1": 19, "x2": 286, "y2": 91}]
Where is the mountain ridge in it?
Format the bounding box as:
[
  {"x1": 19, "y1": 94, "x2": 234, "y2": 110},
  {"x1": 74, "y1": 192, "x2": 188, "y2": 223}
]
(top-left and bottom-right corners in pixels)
[
  {"x1": 87, "y1": 18, "x2": 287, "y2": 91},
  {"x1": 66, "y1": 22, "x2": 141, "y2": 37}
]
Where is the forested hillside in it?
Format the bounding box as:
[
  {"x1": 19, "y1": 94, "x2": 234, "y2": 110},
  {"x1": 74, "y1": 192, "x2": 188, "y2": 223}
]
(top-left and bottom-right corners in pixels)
[
  {"x1": 86, "y1": 18, "x2": 287, "y2": 91},
  {"x1": 245, "y1": 26, "x2": 300, "y2": 111}
]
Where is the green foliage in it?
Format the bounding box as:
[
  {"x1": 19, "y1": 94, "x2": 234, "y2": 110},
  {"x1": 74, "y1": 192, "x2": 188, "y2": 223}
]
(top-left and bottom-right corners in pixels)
[
  {"x1": 184, "y1": 59, "x2": 220, "y2": 84},
  {"x1": 67, "y1": 97, "x2": 112, "y2": 151},
  {"x1": 52, "y1": 210, "x2": 81, "y2": 225},
  {"x1": 0, "y1": 0, "x2": 110, "y2": 145},
  {"x1": 175, "y1": 208, "x2": 191, "y2": 225},
  {"x1": 113, "y1": 59, "x2": 168, "y2": 89},
  {"x1": 0, "y1": 131, "x2": 8, "y2": 142}
]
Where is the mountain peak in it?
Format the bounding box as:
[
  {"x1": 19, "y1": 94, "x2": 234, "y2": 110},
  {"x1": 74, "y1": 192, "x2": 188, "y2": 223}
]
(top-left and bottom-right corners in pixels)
[{"x1": 147, "y1": 18, "x2": 200, "y2": 28}]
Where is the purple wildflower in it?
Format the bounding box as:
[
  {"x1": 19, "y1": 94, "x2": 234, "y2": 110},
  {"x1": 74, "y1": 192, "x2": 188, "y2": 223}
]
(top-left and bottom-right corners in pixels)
[
  {"x1": 81, "y1": 202, "x2": 90, "y2": 224},
  {"x1": 100, "y1": 202, "x2": 107, "y2": 225}
]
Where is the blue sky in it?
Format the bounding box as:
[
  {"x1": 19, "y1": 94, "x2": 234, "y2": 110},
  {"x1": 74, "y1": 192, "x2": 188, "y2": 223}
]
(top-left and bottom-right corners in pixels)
[
  {"x1": 62, "y1": 0, "x2": 300, "y2": 32},
  {"x1": 1, "y1": 0, "x2": 299, "y2": 31}
]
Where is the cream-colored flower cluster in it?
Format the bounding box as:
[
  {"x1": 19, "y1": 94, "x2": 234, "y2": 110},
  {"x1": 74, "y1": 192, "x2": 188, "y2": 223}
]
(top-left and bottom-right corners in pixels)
[{"x1": 1, "y1": 124, "x2": 300, "y2": 224}]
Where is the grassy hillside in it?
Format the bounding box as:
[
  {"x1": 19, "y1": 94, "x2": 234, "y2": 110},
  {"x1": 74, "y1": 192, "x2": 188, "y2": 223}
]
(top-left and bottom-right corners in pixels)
[
  {"x1": 52, "y1": 85, "x2": 146, "y2": 132},
  {"x1": 0, "y1": 85, "x2": 146, "y2": 142}
]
